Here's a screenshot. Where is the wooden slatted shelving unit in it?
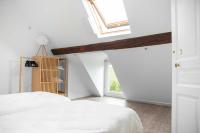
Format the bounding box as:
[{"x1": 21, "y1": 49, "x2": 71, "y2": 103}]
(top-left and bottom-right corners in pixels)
[{"x1": 32, "y1": 56, "x2": 67, "y2": 96}]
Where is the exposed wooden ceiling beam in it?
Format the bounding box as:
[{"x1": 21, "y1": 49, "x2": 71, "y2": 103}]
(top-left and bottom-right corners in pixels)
[{"x1": 51, "y1": 32, "x2": 172, "y2": 55}]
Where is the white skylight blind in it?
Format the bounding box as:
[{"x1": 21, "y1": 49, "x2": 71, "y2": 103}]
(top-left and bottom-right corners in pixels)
[{"x1": 83, "y1": 0, "x2": 131, "y2": 38}]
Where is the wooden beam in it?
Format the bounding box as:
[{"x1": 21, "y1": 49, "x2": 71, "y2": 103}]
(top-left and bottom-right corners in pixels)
[{"x1": 52, "y1": 32, "x2": 172, "y2": 55}]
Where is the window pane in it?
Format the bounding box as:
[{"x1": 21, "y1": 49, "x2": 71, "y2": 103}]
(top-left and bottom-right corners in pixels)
[
  {"x1": 108, "y1": 65, "x2": 121, "y2": 92},
  {"x1": 94, "y1": 0, "x2": 128, "y2": 24}
]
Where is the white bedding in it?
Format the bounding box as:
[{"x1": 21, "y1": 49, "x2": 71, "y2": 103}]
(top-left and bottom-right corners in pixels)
[{"x1": 0, "y1": 92, "x2": 143, "y2": 133}]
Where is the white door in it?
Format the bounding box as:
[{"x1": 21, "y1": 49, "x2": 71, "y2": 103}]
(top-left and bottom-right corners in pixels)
[{"x1": 172, "y1": 0, "x2": 200, "y2": 133}]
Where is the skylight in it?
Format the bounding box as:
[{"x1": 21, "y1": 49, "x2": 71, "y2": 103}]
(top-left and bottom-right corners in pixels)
[{"x1": 82, "y1": 0, "x2": 131, "y2": 38}]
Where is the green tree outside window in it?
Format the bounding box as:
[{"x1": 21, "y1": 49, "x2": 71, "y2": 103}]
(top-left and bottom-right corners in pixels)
[{"x1": 108, "y1": 66, "x2": 121, "y2": 92}]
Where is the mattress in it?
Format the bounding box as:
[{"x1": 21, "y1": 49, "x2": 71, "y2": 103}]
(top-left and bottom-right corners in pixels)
[{"x1": 0, "y1": 92, "x2": 143, "y2": 133}]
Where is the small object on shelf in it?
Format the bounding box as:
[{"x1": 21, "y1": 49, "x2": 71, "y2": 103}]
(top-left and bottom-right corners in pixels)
[
  {"x1": 58, "y1": 66, "x2": 64, "y2": 70},
  {"x1": 57, "y1": 78, "x2": 64, "y2": 83},
  {"x1": 52, "y1": 78, "x2": 63, "y2": 83}
]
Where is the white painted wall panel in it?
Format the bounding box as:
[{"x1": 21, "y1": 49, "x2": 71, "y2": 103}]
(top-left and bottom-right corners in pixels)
[
  {"x1": 78, "y1": 52, "x2": 107, "y2": 97},
  {"x1": 0, "y1": 1, "x2": 39, "y2": 94},
  {"x1": 106, "y1": 44, "x2": 172, "y2": 104},
  {"x1": 67, "y1": 54, "x2": 100, "y2": 99}
]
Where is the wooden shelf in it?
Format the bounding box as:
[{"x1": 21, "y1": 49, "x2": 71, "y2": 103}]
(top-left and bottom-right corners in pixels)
[
  {"x1": 32, "y1": 56, "x2": 68, "y2": 96},
  {"x1": 41, "y1": 69, "x2": 59, "y2": 71},
  {"x1": 41, "y1": 80, "x2": 64, "y2": 83}
]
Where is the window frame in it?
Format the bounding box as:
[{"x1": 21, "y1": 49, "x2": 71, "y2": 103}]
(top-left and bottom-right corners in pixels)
[
  {"x1": 88, "y1": 0, "x2": 129, "y2": 29},
  {"x1": 83, "y1": 0, "x2": 131, "y2": 38}
]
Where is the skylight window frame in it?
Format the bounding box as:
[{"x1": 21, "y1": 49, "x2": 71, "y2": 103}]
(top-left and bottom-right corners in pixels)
[
  {"x1": 88, "y1": 0, "x2": 129, "y2": 29},
  {"x1": 83, "y1": 0, "x2": 131, "y2": 38}
]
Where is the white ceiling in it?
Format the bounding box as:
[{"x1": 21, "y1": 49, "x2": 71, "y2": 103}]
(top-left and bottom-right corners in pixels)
[{"x1": 14, "y1": 0, "x2": 171, "y2": 48}]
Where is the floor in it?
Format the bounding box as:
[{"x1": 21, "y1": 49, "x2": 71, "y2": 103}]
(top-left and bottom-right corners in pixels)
[{"x1": 81, "y1": 97, "x2": 171, "y2": 133}]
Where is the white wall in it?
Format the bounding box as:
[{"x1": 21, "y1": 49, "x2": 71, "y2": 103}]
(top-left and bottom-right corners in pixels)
[
  {"x1": 106, "y1": 44, "x2": 172, "y2": 105},
  {"x1": 78, "y1": 52, "x2": 107, "y2": 96},
  {"x1": 67, "y1": 54, "x2": 100, "y2": 99},
  {"x1": 0, "y1": 0, "x2": 40, "y2": 94}
]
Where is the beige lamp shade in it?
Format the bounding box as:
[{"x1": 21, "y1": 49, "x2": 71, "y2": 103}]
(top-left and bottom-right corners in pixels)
[
  {"x1": 35, "y1": 35, "x2": 49, "y2": 56},
  {"x1": 35, "y1": 35, "x2": 49, "y2": 46}
]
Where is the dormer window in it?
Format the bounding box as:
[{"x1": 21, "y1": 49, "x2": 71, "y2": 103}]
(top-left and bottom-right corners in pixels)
[{"x1": 83, "y1": 0, "x2": 131, "y2": 38}]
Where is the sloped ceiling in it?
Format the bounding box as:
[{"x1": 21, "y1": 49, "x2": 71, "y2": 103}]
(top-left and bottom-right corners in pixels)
[
  {"x1": 14, "y1": 0, "x2": 171, "y2": 48},
  {"x1": 67, "y1": 54, "x2": 100, "y2": 99},
  {"x1": 78, "y1": 52, "x2": 108, "y2": 96}
]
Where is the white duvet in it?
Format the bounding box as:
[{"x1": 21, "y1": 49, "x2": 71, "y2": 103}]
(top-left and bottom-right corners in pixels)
[{"x1": 0, "y1": 92, "x2": 143, "y2": 133}]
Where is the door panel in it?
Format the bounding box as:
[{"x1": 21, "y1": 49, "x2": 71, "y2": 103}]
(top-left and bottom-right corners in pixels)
[
  {"x1": 177, "y1": 0, "x2": 200, "y2": 59},
  {"x1": 177, "y1": 70, "x2": 200, "y2": 85},
  {"x1": 177, "y1": 94, "x2": 198, "y2": 133},
  {"x1": 172, "y1": 0, "x2": 200, "y2": 132}
]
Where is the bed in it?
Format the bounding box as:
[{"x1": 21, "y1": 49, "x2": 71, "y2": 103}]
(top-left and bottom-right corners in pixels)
[{"x1": 0, "y1": 92, "x2": 143, "y2": 133}]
